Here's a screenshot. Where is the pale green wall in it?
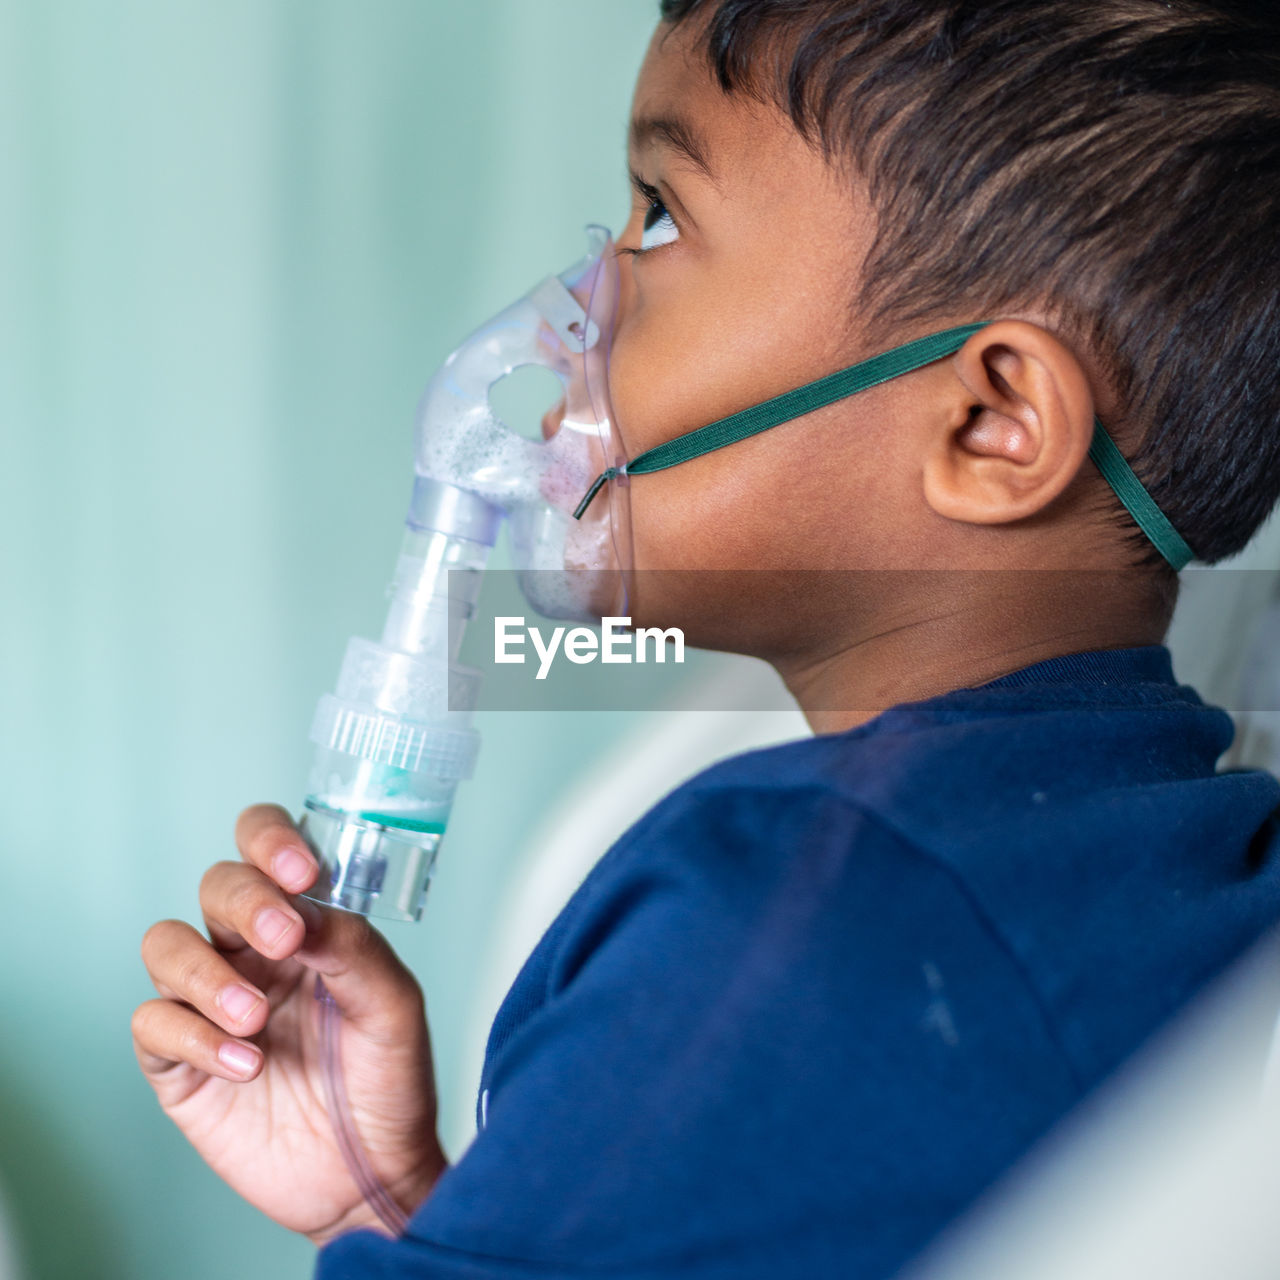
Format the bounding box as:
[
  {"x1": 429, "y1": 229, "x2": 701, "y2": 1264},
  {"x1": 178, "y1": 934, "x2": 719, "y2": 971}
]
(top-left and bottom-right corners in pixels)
[{"x1": 0, "y1": 2, "x2": 657, "y2": 1276}]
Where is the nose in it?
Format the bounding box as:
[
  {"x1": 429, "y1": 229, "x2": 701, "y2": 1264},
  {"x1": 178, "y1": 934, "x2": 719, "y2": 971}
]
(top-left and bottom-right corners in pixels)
[{"x1": 542, "y1": 397, "x2": 567, "y2": 441}]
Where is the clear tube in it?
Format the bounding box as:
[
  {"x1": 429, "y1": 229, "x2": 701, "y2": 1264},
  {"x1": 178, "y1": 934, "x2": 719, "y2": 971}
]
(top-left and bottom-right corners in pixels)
[{"x1": 315, "y1": 976, "x2": 410, "y2": 1236}]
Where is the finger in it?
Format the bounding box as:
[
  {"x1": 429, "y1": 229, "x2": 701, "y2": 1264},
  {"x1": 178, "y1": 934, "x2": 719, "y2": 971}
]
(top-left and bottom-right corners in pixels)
[
  {"x1": 200, "y1": 860, "x2": 320, "y2": 962},
  {"x1": 141, "y1": 918, "x2": 270, "y2": 1037},
  {"x1": 234, "y1": 802, "x2": 319, "y2": 895},
  {"x1": 132, "y1": 998, "x2": 264, "y2": 1084},
  {"x1": 293, "y1": 904, "x2": 426, "y2": 1044}
]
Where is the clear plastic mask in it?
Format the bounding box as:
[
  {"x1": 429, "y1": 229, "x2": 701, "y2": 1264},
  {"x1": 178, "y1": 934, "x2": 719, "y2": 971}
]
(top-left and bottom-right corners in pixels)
[{"x1": 411, "y1": 225, "x2": 628, "y2": 621}]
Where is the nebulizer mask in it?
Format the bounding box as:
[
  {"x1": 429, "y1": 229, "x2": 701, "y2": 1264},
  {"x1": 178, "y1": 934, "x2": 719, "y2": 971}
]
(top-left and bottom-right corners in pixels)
[{"x1": 297, "y1": 226, "x2": 625, "y2": 928}]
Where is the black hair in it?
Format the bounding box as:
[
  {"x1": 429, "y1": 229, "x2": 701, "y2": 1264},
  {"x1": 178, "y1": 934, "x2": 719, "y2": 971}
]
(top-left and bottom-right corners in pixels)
[{"x1": 658, "y1": 0, "x2": 1280, "y2": 565}]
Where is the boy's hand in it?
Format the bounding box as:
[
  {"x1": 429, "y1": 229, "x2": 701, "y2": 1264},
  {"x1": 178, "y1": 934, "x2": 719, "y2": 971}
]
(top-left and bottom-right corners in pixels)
[{"x1": 132, "y1": 804, "x2": 447, "y2": 1245}]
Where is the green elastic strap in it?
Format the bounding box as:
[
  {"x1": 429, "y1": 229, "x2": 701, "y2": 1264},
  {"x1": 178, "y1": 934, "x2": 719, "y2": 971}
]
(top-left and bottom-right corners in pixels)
[
  {"x1": 623, "y1": 323, "x2": 988, "y2": 480},
  {"x1": 572, "y1": 322, "x2": 1194, "y2": 571},
  {"x1": 1087, "y1": 419, "x2": 1193, "y2": 571}
]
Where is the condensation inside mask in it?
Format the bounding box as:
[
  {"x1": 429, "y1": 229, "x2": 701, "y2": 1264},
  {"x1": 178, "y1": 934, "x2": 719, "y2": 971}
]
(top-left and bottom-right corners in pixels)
[{"x1": 412, "y1": 226, "x2": 625, "y2": 621}]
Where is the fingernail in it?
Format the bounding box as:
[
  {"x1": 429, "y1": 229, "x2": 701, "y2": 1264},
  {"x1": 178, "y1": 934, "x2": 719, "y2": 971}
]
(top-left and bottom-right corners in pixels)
[
  {"x1": 273, "y1": 847, "x2": 315, "y2": 892},
  {"x1": 218, "y1": 1041, "x2": 261, "y2": 1078},
  {"x1": 256, "y1": 907, "x2": 296, "y2": 949},
  {"x1": 218, "y1": 984, "x2": 262, "y2": 1025}
]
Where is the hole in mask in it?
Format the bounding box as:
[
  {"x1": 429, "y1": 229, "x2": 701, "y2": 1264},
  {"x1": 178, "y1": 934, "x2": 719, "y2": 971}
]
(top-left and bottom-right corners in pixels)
[{"x1": 488, "y1": 364, "x2": 566, "y2": 442}]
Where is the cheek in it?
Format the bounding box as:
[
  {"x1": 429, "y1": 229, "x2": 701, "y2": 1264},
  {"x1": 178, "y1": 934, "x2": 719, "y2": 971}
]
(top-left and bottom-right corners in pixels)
[
  {"x1": 625, "y1": 396, "x2": 926, "y2": 575},
  {"x1": 606, "y1": 244, "x2": 919, "y2": 576},
  {"x1": 608, "y1": 257, "x2": 850, "y2": 461},
  {"x1": 608, "y1": 293, "x2": 707, "y2": 461},
  {"x1": 624, "y1": 431, "x2": 819, "y2": 571}
]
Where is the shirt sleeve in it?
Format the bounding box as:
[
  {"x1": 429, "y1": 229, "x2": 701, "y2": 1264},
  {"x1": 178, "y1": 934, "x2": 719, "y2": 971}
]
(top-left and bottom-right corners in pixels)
[{"x1": 314, "y1": 781, "x2": 1076, "y2": 1280}]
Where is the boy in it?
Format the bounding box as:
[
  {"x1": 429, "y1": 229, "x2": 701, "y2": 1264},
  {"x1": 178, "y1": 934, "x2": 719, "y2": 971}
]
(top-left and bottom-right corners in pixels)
[{"x1": 132, "y1": 3, "x2": 1280, "y2": 1276}]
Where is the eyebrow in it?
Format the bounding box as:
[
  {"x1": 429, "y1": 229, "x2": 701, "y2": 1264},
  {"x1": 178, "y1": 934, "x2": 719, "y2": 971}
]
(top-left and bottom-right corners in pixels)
[{"x1": 628, "y1": 115, "x2": 718, "y2": 183}]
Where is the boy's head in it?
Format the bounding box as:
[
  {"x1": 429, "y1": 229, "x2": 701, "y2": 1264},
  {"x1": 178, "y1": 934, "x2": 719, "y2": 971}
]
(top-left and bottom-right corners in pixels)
[{"x1": 604, "y1": 0, "x2": 1280, "y2": 663}]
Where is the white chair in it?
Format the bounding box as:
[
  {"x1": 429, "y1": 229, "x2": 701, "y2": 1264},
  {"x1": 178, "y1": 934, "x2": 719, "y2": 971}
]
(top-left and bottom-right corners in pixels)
[{"x1": 902, "y1": 923, "x2": 1280, "y2": 1280}]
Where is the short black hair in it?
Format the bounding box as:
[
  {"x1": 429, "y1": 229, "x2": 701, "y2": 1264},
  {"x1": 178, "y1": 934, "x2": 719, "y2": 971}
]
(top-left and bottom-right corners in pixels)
[{"x1": 658, "y1": 0, "x2": 1280, "y2": 565}]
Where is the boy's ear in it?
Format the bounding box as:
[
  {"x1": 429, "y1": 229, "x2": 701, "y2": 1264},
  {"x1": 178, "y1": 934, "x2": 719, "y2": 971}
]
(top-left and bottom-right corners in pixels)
[{"x1": 921, "y1": 320, "x2": 1096, "y2": 527}]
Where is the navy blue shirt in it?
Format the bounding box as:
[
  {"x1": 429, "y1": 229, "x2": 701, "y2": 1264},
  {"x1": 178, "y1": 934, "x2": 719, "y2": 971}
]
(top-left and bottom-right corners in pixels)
[{"x1": 316, "y1": 646, "x2": 1280, "y2": 1279}]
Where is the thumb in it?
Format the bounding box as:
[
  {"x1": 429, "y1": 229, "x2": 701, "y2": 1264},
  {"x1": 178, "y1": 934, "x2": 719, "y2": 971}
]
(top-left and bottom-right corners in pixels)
[{"x1": 293, "y1": 900, "x2": 426, "y2": 1044}]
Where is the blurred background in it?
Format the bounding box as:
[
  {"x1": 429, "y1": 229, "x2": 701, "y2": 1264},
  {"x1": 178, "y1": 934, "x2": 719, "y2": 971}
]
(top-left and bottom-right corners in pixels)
[
  {"x1": 1, "y1": 3, "x2": 1277, "y2": 1279},
  {"x1": 0, "y1": 2, "x2": 661, "y2": 1276}
]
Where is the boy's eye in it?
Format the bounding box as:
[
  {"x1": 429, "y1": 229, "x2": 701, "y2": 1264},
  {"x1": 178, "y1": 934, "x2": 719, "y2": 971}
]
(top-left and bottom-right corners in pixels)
[
  {"x1": 641, "y1": 196, "x2": 680, "y2": 252},
  {"x1": 627, "y1": 170, "x2": 681, "y2": 255}
]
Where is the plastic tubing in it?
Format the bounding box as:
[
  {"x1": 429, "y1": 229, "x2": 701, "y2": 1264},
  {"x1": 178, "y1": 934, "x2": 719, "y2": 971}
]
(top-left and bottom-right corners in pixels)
[{"x1": 315, "y1": 976, "x2": 410, "y2": 1235}]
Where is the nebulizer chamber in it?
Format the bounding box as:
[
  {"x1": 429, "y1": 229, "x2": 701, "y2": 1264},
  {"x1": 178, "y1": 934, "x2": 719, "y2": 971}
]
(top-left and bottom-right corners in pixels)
[
  {"x1": 298, "y1": 226, "x2": 622, "y2": 925},
  {"x1": 298, "y1": 486, "x2": 494, "y2": 922}
]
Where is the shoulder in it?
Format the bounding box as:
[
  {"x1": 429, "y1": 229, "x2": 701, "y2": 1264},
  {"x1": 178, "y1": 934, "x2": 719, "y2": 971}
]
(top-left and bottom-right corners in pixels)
[
  {"x1": 536, "y1": 739, "x2": 1012, "y2": 1012},
  {"x1": 453, "y1": 739, "x2": 1081, "y2": 1271},
  {"x1": 480, "y1": 736, "x2": 928, "y2": 1074},
  {"x1": 557, "y1": 736, "x2": 903, "y2": 925},
  {"x1": 482, "y1": 727, "x2": 1076, "y2": 1077}
]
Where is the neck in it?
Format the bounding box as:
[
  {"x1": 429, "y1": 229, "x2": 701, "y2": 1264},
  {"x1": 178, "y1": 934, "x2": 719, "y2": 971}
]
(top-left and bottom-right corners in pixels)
[{"x1": 769, "y1": 570, "x2": 1173, "y2": 736}]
